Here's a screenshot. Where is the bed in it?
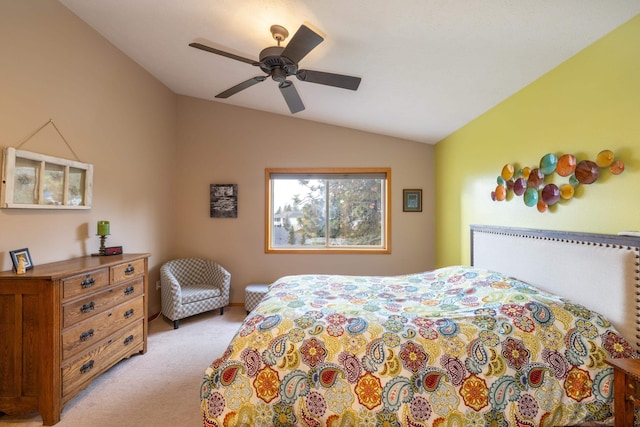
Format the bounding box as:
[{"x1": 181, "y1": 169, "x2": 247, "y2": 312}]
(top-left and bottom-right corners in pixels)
[{"x1": 200, "y1": 225, "x2": 640, "y2": 426}]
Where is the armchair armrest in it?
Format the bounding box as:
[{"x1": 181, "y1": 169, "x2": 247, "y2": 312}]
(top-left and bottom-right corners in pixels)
[
  {"x1": 160, "y1": 268, "x2": 183, "y2": 303},
  {"x1": 203, "y1": 262, "x2": 231, "y2": 289}
]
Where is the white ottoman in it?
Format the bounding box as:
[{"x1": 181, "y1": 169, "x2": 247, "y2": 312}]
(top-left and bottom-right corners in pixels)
[{"x1": 244, "y1": 284, "x2": 269, "y2": 314}]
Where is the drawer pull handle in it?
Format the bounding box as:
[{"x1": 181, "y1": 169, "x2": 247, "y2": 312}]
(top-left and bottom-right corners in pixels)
[
  {"x1": 124, "y1": 309, "x2": 135, "y2": 319},
  {"x1": 81, "y1": 276, "x2": 95, "y2": 289},
  {"x1": 80, "y1": 302, "x2": 95, "y2": 313},
  {"x1": 80, "y1": 329, "x2": 94, "y2": 342},
  {"x1": 124, "y1": 335, "x2": 134, "y2": 346},
  {"x1": 124, "y1": 286, "x2": 135, "y2": 295},
  {"x1": 80, "y1": 360, "x2": 95, "y2": 374},
  {"x1": 124, "y1": 264, "x2": 135, "y2": 275}
]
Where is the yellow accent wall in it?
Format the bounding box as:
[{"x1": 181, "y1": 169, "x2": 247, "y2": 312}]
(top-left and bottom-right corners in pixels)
[{"x1": 435, "y1": 14, "x2": 640, "y2": 267}]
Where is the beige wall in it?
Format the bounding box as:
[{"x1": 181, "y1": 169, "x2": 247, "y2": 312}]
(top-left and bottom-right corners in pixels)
[
  {"x1": 173, "y1": 97, "x2": 435, "y2": 304},
  {"x1": 1, "y1": 1, "x2": 177, "y2": 314},
  {"x1": 2, "y1": 1, "x2": 436, "y2": 315}
]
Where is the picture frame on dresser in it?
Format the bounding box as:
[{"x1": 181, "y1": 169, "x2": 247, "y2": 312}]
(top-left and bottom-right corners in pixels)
[{"x1": 9, "y1": 248, "x2": 33, "y2": 271}]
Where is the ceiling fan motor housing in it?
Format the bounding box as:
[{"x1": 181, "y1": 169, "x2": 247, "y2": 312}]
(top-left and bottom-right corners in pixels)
[{"x1": 259, "y1": 46, "x2": 298, "y2": 77}]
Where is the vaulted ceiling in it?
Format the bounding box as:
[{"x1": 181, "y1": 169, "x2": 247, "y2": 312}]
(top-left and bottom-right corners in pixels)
[{"x1": 58, "y1": 1, "x2": 640, "y2": 144}]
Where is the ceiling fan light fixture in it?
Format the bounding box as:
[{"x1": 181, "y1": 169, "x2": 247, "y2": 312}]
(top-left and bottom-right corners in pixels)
[{"x1": 271, "y1": 67, "x2": 287, "y2": 83}]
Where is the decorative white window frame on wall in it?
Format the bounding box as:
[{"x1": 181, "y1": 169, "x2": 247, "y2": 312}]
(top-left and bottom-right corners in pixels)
[{"x1": 1, "y1": 147, "x2": 93, "y2": 209}]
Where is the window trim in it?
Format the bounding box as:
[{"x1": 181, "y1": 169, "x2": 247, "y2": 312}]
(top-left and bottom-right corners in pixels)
[{"x1": 265, "y1": 167, "x2": 391, "y2": 254}]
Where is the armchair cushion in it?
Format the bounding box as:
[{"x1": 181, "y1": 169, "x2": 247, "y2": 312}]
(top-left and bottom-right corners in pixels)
[{"x1": 182, "y1": 286, "x2": 221, "y2": 304}]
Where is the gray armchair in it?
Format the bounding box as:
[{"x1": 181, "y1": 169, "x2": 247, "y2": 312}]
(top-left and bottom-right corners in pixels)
[{"x1": 160, "y1": 258, "x2": 230, "y2": 329}]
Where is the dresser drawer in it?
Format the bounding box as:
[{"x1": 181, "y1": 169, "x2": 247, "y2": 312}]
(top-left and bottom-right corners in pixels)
[
  {"x1": 63, "y1": 277, "x2": 144, "y2": 328},
  {"x1": 62, "y1": 296, "x2": 144, "y2": 360},
  {"x1": 62, "y1": 268, "x2": 110, "y2": 301},
  {"x1": 62, "y1": 319, "x2": 144, "y2": 402},
  {"x1": 111, "y1": 259, "x2": 145, "y2": 284}
]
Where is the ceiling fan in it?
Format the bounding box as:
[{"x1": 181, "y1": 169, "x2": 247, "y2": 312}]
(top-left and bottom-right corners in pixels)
[{"x1": 189, "y1": 24, "x2": 362, "y2": 114}]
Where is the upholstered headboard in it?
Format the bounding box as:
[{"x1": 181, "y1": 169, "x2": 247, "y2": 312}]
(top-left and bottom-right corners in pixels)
[{"x1": 470, "y1": 225, "x2": 640, "y2": 351}]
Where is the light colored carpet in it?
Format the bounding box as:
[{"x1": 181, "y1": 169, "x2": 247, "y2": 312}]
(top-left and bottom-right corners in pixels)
[{"x1": 0, "y1": 306, "x2": 246, "y2": 427}]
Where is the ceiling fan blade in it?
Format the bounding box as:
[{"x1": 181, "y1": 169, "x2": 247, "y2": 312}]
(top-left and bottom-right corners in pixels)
[
  {"x1": 280, "y1": 25, "x2": 323, "y2": 64},
  {"x1": 279, "y1": 81, "x2": 305, "y2": 114},
  {"x1": 189, "y1": 42, "x2": 258, "y2": 66},
  {"x1": 215, "y1": 76, "x2": 266, "y2": 98},
  {"x1": 296, "y1": 69, "x2": 361, "y2": 91}
]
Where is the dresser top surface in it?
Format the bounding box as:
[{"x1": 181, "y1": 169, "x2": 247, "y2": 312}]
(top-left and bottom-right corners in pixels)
[
  {"x1": 606, "y1": 358, "x2": 640, "y2": 379},
  {"x1": 0, "y1": 253, "x2": 150, "y2": 280}
]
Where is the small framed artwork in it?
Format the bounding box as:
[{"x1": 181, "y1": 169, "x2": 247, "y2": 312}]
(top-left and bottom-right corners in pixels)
[
  {"x1": 403, "y1": 189, "x2": 422, "y2": 212},
  {"x1": 10, "y1": 248, "x2": 34, "y2": 272},
  {"x1": 210, "y1": 184, "x2": 238, "y2": 218}
]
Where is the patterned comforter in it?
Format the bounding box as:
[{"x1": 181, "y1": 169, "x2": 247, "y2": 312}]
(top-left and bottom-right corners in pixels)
[{"x1": 200, "y1": 266, "x2": 636, "y2": 426}]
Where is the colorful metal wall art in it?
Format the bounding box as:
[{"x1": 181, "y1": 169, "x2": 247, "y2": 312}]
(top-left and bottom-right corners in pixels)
[{"x1": 491, "y1": 150, "x2": 625, "y2": 213}]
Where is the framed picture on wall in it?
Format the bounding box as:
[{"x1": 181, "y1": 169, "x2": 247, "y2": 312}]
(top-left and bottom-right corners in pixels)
[
  {"x1": 403, "y1": 189, "x2": 422, "y2": 212},
  {"x1": 210, "y1": 184, "x2": 238, "y2": 218}
]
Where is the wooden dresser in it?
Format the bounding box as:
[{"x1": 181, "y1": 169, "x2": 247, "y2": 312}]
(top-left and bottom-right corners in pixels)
[{"x1": 0, "y1": 253, "x2": 150, "y2": 425}]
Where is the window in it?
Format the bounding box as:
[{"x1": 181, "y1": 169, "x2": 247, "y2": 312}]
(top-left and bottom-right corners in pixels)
[{"x1": 266, "y1": 168, "x2": 391, "y2": 254}]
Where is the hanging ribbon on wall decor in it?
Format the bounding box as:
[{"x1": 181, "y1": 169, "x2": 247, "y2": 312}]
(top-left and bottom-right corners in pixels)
[
  {"x1": 13, "y1": 118, "x2": 82, "y2": 162},
  {"x1": 491, "y1": 149, "x2": 625, "y2": 213}
]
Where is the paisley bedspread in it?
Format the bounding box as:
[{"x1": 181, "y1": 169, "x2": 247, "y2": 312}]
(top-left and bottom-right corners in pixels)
[{"x1": 200, "y1": 266, "x2": 636, "y2": 426}]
